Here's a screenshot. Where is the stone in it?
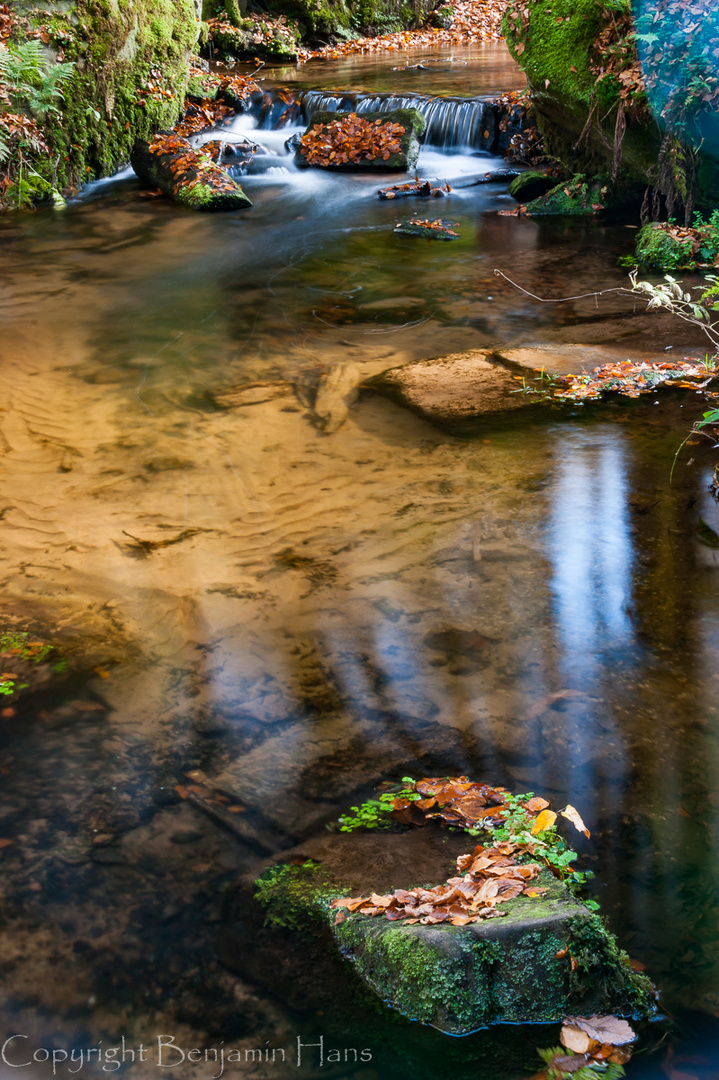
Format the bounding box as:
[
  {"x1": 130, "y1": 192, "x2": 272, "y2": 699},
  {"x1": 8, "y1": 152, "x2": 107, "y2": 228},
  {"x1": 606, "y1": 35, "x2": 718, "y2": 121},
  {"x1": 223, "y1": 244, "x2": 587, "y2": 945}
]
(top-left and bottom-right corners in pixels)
[
  {"x1": 295, "y1": 109, "x2": 426, "y2": 172},
  {"x1": 490, "y1": 344, "x2": 698, "y2": 378},
  {"x1": 524, "y1": 174, "x2": 606, "y2": 216},
  {"x1": 635, "y1": 222, "x2": 695, "y2": 270},
  {"x1": 508, "y1": 170, "x2": 562, "y2": 203},
  {"x1": 221, "y1": 829, "x2": 657, "y2": 1033},
  {"x1": 313, "y1": 361, "x2": 362, "y2": 434},
  {"x1": 364, "y1": 351, "x2": 530, "y2": 426},
  {"x1": 131, "y1": 133, "x2": 252, "y2": 212}
]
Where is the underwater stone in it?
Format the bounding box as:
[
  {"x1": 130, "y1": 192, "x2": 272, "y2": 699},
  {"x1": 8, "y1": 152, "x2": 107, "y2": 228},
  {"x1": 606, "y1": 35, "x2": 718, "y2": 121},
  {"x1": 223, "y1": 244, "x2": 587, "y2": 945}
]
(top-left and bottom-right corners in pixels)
[{"x1": 365, "y1": 351, "x2": 531, "y2": 427}]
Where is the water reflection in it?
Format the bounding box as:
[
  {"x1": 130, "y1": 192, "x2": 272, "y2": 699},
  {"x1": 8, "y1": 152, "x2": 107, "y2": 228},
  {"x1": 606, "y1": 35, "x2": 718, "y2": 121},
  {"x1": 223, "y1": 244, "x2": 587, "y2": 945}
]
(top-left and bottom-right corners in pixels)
[{"x1": 551, "y1": 428, "x2": 633, "y2": 659}]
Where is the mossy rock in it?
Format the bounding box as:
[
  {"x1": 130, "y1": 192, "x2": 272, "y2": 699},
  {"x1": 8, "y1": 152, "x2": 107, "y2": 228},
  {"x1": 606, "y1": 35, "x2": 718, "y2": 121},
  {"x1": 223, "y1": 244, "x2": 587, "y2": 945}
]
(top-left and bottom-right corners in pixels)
[
  {"x1": 295, "y1": 108, "x2": 425, "y2": 171},
  {"x1": 222, "y1": 830, "x2": 656, "y2": 1034},
  {"x1": 131, "y1": 134, "x2": 252, "y2": 211},
  {"x1": 508, "y1": 170, "x2": 561, "y2": 203},
  {"x1": 524, "y1": 173, "x2": 606, "y2": 216},
  {"x1": 44, "y1": 0, "x2": 200, "y2": 188},
  {"x1": 635, "y1": 222, "x2": 696, "y2": 270},
  {"x1": 502, "y1": 0, "x2": 657, "y2": 187}
]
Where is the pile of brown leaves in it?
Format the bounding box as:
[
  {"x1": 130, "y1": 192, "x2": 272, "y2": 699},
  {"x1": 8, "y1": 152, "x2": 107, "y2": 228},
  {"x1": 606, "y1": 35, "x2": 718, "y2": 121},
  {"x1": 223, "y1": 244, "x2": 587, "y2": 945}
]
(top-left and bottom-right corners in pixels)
[
  {"x1": 175, "y1": 74, "x2": 260, "y2": 137},
  {"x1": 332, "y1": 839, "x2": 546, "y2": 927},
  {"x1": 300, "y1": 113, "x2": 405, "y2": 167},
  {"x1": 395, "y1": 217, "x2": 459, "y2": 237},
  {"x1": 174, "y1": 97, "x2": 235, "y2": 138},
  {"x1": 532, "y1": 1016, "x2": 636, "y2": 1079},
  {"x1": 554, "y1": 358, "x2": 716, "y2": 402}
]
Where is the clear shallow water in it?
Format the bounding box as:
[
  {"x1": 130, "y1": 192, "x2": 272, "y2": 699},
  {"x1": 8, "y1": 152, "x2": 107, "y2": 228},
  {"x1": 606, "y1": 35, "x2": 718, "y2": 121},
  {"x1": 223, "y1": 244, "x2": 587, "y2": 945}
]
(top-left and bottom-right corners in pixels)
[{"x1": 0, "y1": 45, "x2": 719, "y2": 1080}]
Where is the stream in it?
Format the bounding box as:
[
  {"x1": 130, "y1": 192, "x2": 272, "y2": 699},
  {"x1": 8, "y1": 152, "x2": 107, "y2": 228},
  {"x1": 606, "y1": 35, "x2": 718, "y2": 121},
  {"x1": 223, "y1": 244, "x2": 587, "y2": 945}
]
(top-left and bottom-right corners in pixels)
[{"x1": 1, "y1": 40, "x2": 719, "y2": 1080}]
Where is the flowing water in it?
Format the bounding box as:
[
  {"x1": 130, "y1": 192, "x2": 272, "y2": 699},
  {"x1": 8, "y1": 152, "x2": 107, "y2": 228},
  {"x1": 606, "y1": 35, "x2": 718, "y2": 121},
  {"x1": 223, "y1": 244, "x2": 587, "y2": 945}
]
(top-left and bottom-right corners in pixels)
[{"x1": 1, "y1": 42, "x2": 719, "y2": 1080}]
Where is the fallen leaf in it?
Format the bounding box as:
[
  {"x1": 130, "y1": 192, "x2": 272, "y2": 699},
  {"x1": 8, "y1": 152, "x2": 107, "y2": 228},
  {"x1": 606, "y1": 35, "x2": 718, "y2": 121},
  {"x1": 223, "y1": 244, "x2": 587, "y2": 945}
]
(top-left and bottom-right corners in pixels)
[
  {"x1": 531, "y1": 809, "x2": 558, "y2": 834},
  {"x1": 560, "y1": 804, "x2": 591, "y2": 838},
  {"x1": 564, "y1": 1015, "x2": 636, "y2": 1046}
]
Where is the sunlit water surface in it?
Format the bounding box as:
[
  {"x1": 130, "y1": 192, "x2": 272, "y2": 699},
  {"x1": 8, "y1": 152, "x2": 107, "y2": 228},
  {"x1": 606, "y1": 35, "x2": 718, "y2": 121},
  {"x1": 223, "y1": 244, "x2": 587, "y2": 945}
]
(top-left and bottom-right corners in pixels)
[{"x1": 0, "y1": 44, "x2": 718, "y2": 1080}]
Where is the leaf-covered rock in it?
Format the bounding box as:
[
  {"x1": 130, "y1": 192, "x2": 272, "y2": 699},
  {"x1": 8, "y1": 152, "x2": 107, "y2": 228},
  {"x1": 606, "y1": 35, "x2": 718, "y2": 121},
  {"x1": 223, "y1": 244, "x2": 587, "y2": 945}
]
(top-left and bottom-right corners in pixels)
[
  {"x1": 131, "y1": 131, "x2": 252, "y2": 211},
  {"x1": 296, "y1": 108, "x2": 425, "y2": 171}
]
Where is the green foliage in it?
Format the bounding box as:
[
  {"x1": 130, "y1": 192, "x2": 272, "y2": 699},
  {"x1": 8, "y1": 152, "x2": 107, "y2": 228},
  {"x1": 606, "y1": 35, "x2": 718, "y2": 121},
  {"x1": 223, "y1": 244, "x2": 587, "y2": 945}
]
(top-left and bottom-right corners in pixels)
[
  {"x1": 634, "y1": 222, "x2": 695, "y2": 270},
  {"x1": 253, "y1": 860, "x2": 322, "y2": 929},
  {"x1": 537, "y1": 1046, "x2": 626, "y2": 1080},
  {"x1": 338, "y1": 778, "x2": 420, "y2": 832},
  {"x1": 0, "y1": 39, "x2": 74, "y2": 120},
  {"x1": 0, "y1": 630, "x2": 53, "y2": 695},
  {"x1": 473, "y1": 793, "x2": 597, "y2": 905}
]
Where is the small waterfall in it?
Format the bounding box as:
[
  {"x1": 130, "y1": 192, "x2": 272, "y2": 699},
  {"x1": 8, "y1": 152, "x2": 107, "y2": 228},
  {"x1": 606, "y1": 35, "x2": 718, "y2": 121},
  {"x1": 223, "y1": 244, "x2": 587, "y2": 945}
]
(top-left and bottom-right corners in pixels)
[{"x1": 251, "y1": 88, "x2": 526, "y2": 155}]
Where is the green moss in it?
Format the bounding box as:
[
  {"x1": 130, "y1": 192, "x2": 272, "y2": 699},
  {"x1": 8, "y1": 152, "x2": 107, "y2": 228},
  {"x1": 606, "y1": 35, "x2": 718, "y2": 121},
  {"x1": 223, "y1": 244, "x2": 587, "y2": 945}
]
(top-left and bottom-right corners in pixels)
[
  {"x1": 44, "y1": 0, "x2": 199, "y2": 187},
  {"x1": 567, "y1": 913, "x2": 657, "y2": 1017},
  {"x1": 635, "y1": 222, "x2": 696, "y2": 270},
  {"x1": 334, "y1": 919, "x2": 498, "y2": 1028},
  {"x1": 525, "y1": 173, "x2": 606, "y2": 215},
  {"x1": 254, "y1": 861, "x2": 342, "y2": 931},
  {"x1": 504, "y1": 0, "x2": 602, "y2": 108}
]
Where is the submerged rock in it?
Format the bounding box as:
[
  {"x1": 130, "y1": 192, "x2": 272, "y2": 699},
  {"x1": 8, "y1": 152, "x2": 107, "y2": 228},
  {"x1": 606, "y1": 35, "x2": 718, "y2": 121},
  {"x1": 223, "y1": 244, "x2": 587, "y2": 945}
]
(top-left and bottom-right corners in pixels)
[
  {"x1": 365, "y1": 351, "x2": 530, "y2": 426},
  {"x1": 131, "y1": 132, "x2": 252, "y2": 211},
  {"x1": 221, "y1": 829, "x2": 656, "y2": 1033}
]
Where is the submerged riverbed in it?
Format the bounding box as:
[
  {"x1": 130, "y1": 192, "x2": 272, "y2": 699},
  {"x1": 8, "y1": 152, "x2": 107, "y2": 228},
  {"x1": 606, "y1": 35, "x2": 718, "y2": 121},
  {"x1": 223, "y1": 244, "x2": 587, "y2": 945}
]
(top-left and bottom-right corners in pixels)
[{"x1": 1, "y1": 42, "x2": 719, "y2": 1080}]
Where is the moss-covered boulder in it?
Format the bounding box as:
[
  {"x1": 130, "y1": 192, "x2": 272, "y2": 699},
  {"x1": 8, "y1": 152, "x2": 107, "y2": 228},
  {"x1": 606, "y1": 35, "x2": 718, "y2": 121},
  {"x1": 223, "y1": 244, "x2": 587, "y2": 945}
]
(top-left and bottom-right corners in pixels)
[
  {"x1": 44, "y1": 0, "x2": 200, "y2": 187},
  {"x1": 131, "y1": 132, "x2": 252, "y2": 210},
  {"x1": 508, "y1": 170, "x2": 561, "y2": 203},
  {"x1": 502, "y1": 0, "x2": 653, "y2": 177},
  {"x1": 220, "y1": 830, "x2": 656, "y2": 1033},
  {"x1": 634, "y1": 222, "x2": 698, "y2": 270},
  {"x1": 524, "y1": 173, "x2": 606, "y2": 216},
  {"x1": 296, "y1": 109, "x2": 425, "y2": 171}
]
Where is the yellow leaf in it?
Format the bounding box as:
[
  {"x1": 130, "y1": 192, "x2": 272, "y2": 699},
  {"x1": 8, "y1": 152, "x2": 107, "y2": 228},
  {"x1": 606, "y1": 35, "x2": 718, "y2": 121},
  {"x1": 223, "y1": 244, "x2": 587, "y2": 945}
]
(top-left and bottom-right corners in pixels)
[
  {"x1": 560, "y1": 804, "x2": 590, "y2": 838},
  {"x1": 531, "y1": 809, "x2": 557, "y2": 835}
]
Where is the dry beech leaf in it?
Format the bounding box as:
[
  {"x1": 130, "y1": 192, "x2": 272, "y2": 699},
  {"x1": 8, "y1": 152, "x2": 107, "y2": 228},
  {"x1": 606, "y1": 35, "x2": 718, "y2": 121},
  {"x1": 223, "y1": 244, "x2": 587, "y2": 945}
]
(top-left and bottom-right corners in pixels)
[
  {"x1": 560, "y1": 1026, "x2": 593, "y2": 1055},
  {"x1": 564, "y1": 1015, "x2": 636, "y2": 1046},
  {"x1": 531, "y1": 808, "x2": 558, "y2": 834},
  {"x1": 560, "y1": 804, "x2": 590, "y2": 838}
]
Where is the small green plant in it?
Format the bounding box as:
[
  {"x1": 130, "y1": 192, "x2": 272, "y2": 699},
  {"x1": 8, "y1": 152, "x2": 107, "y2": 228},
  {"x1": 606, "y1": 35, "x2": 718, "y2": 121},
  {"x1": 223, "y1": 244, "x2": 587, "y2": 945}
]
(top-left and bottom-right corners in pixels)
[
  {"x1": 465, "y1": 792, "x2": 597, "y2": 906},
  {"x1": 510, "y1": 366, "x2": 558, "y2": 402},
  {"x1": 536, "y1": 1046, "x2": 625, "y2": 1080},
  {"x1": 0, "y1": 40, "x2": 74, "y2": 121},
  {"x1": 0, "y1": 630, "x2": 54, "y2": 696},
  {"x1": 338, "y1": 778, "x2": 420, "y2": 832},
  {"x1": 254, "y1": 860, "x2": 320, "y2": 930}
]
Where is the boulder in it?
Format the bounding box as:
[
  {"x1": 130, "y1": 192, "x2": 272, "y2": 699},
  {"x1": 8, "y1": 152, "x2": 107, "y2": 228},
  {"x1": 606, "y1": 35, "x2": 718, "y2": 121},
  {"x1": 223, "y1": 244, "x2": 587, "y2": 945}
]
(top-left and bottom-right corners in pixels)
[
  {"x1": 295, "y1": 109, "x2": 425, "y2": 171},
  {"x1": 634, "y1": 222, "x2": 695, "y2": 270},
  {"x1": 524, "y1": 173, "x2": 605, "y2": 215},
  {"x1": 364, "y1": 351, "x2": 531, "y2": 427},
  {"x1": 131, "y1": 132, "x2": 252, "y2": 211},
  {"x1": 508, "y1": 170, "x2": 561, "y2": 203},
  {"x1": 220, "y1": 829, "x2": 656, "y2": 1034}
]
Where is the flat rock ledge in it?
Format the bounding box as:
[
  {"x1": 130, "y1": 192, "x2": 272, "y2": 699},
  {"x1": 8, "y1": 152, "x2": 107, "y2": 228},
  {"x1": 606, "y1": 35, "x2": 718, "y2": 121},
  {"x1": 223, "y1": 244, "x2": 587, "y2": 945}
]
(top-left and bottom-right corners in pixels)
[
  {"x1": 220, "y1": 831, "x2": 656, "y2": 1034},
  {"x1": 365, "y1": 350, "x2": 529, "y2": 425}
]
